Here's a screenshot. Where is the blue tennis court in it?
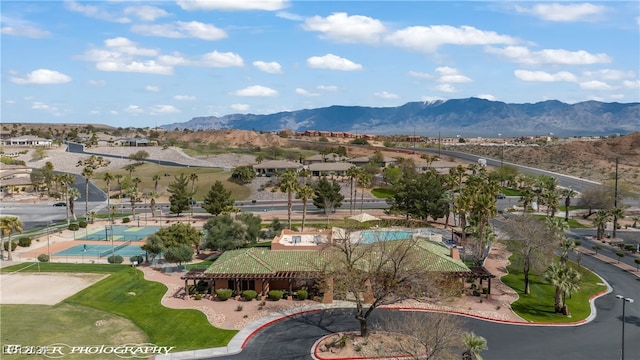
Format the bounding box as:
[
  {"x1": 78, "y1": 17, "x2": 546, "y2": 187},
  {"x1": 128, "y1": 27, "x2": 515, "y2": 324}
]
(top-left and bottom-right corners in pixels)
[
  {"x1": 54, "y1": 244, "x2": 145, "y2": 258},
  {"x1": 78, "y1": 226, "x2": 160, "y2": 241}
]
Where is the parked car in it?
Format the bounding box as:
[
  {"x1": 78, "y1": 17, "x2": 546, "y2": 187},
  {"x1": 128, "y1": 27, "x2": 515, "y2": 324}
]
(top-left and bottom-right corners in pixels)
[
  {"x1": 53, "y1": 202, "x2": 66, "y2": 207},
  {"x1": 495, "y1": 193, "x2": 506, "y2": 199}
]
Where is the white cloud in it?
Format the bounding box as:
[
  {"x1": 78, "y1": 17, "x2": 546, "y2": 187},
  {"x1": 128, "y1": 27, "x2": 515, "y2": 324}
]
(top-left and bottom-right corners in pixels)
[
  {"x1": 408, "y1": 71, "x2": 432, "y2": 80},
  {"x1": 145, "y1": 85, "x2": 160, "y2": 92},
  {"x1": 5, "y1": 100, "x2": 16, "y2": 104},
  {"x1": 31, "y1": 101, "x2": 63, "y2": 116},
  {"x1": 579, "y1": 80, "x2": 612, "y2": 90},
  {"x1": 276, "y1": 11, "x2": 303, "y2": 21},
  {"x1": 123, "y1": 6, "x2": 169, "y2": 22},
  {"x1": 435, "y1": 67, "x2": 472, "y2": 84},
  {"x1": 1, "y1": 17, "x2": 51, "y2": 38},
  {"x1": 233, "y1": 85, "x2": 278, "y2": 96},
  {"x1": 317, "y1": 85, "x2": 338, "y2": 91},
  {"x1": 307, "y1": 54, "x2": 362, "y2": 71},
  {"x1": 110, "y1": 110, "x2": 119, "y2": 115},
  {"x1": 11, "y1": 69, "x2": 72, "y2": 84},
  {"x1": 583, "y1": 69, "x2": 636, "y2": 81},
  {"x1": 231, "y1": 103, "x2": 250, "y2": 111},
  {"x1": 201, "y1": 51, "x2": 244, "y2": 67},
  {"x1": 177, "y1": 0, "x2": 288, "y2": 11},
  {"x1": 436, "y1": 84, "x2": 456, "y2": 93},
  {"x1": 374, "y1": 91, "x2": 399, "y2": 99},
  {"x1": 88, "y1": 80, "x2": 106, "y2": 87},
  {"x1": 104, "y1": 37, "x2": 158, "y2": 56},
  {"x1": 514, "y1": 70, "x2": 577, "y2": 82},
  {"x1": 90, "y1": 110, "x2": 100, "y2": 115},
  {"x1": 253, "y1": 61, "x2": 283, "y2": 74},
  {"x1": 65, "y1": 1, "x2": 130, "y2": 23},
  {"x1": 486, "y1": 46, "x2": 611, "y2": 65},
  {"x1": 296, "y1": 88, "x2": 319, "y2": 96},
  {"x1": 386, "y1": 25, "x2": 517, "y2": 53},
  {"x1": 174, "y1": 95, "x2": 197, "y2": 101},
  {"x1": 476, "y1": 94, "x2": 497, "y2": 101},
  {"x1": 515, "y1": 3, "x2": 607, "y2": 22},
  {"x1": 150, "y1": 105, "x2": 180, "y2": 114},
  {"x1": 132, "y1": 21, "x2": 227, "y2": 41},
  {"x1": 622, "y1": 80, "x2": 640, "y2": 89},
  {"x1": 124, "y1": 105, "x2": 143, "y2": 114},
  {"x1": 96, "y1": 60, "x2": 173, "y2": 75},
  {"x1": 303, "y1": 12, "x2": 386, "y2": 43}
]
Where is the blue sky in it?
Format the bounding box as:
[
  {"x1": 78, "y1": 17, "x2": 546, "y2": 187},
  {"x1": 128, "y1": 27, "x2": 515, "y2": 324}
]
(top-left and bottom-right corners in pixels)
[{"x1": 2, "y1": 1, "x2": 639, "y2": 129}]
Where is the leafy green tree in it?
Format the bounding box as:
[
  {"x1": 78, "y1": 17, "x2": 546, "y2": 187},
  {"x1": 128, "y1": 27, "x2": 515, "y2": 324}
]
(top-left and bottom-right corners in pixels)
[
  {"x1": 461, "y1": 332, "x2": 488, "y2": 360},
  {"x1": 202, "y1": 181, "x2": 234, "y2": 216},
  {"x1": 412, "y1": 170, "x2": 448, "y2": 223},
  {"x1": 232, "y1": 165, "x2": 256, "y2": 184},
  {"x1": 164, "y1": 244, "x2": 194, "y2": 266},
  {"x1": 1, "y1": 216, "x2": 23, "y2": 261},
  {"x1": 145, "y1": 222, "x2": 203, "y2": 257},
  {"x1": 382, "y1": 166, "x2": 403, "y2": 186},
  {"x1": 142, "y1": 234, "x2": 165, "y2": 260},
  {"x1": 277, "y1": 169, "x2": 299, "y2": 229},
  {"x1": 265, "y1": 218, "x2": 285, "y2": 238},
  {"x1": 312, "y1": 176, "x2": 344, "y2": 215},
  {"x1": 544, "y1": 262, "x2": 581, "y2": 315},
  {"x1": 167, "y1": 173, "x2": 194, "y2": 216},
  {"x1": 203, "y1": 213, "x2": 262, "y2": 250},
  {"x1": 129, "y1": 150, "x2": 149, "y2": 164}
]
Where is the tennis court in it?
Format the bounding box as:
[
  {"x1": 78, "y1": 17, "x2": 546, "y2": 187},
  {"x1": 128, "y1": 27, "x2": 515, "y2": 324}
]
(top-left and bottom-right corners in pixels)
[
  {"x1": 77, "y1": 226, "x2": 160, "y2": 241},
  {"x1": 54, "y1": 243, "x2": 145, "y2": 258}
]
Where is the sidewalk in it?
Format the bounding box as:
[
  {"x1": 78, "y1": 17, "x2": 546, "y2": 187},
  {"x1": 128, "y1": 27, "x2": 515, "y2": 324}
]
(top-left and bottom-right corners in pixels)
[{"x1": 576, "y1": 246, "x2": 640, "y2": 278}]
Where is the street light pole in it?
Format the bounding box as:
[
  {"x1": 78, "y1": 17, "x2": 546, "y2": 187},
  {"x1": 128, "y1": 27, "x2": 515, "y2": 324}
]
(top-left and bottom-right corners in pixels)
[{"x1": 615, "y1": 294, "x2": 634, "y2": 360}]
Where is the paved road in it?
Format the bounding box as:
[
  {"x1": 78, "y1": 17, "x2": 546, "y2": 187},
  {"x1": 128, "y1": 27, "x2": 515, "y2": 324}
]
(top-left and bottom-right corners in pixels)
[{"x1": 220, "y1": 251, "x2": 639, "y2": 360}]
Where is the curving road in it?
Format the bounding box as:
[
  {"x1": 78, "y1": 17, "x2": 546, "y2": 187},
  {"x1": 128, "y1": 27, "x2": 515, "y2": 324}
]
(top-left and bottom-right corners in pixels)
[{"x1": 218, "y1": 252, "x2": 639, "y2": 360}]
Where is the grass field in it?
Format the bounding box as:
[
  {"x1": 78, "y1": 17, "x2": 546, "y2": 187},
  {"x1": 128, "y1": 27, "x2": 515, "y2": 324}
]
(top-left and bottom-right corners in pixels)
[
  {"x1": 501, "y1": 254, "x2": 607, "y2": 323},
  {"x1": 92, "y1": 164, "x2": 252, "y2": 200},
  {"x1": 1, "y1": 263, "x2": 237, "y2": 352}
]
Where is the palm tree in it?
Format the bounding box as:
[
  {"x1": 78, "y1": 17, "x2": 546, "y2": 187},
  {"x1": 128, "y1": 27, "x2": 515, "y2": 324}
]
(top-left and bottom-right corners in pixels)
[
  {"x1": 544, "y1": 262, "x2": 581, "y2": 315},
  {"x1": 103, "y1": 172, "x2": 114, "y2": 221},
  {"x1": 152, "y1": 174, "x2": 161, "y2": 192},
  {"x1": 189, "y1": 173, "x2": 199, "y2": 217},
  {"x1": 346, "y1": 166, "x2": 360, "y2": 215},
  {"x1": 296, "y1": 184, "x2": 315, "y2": 231},
  {"x1": 1, "y1": 216, "x2": 23, "y2": 261},
  {"x1": 68, "y1": 188, "x2": 81, "y2": 221},
  {"x1": 519, "y1": 188, "x2": 535, "y2": 215},
  {"x1": 357, "y1": 170, "x2": 372, "y2": 213},
  {"x1": 469, "y1": 191, "x2": 497, "y2": 262},
  {"x1": 610, "y1": 207, "x2": 625, "y2": 239},
  {"x1": 125, "y1": 164, "x2": 136, "y2": 177},
  {"x1": 561, "y1": 188, "x2": 577, "y2": 222},
  {"x1": 58, "y1": 173, "x2": 75, "y2": 224},
  {"x1": 81, "y1": 166, "x2": 94, "y2": 218},
  {"x1": 542, "y1": 189, "x2": 560, "y2": 217},
  {"x1": 278, "y1": 169, "x2": 299, "y2": 229},
  {"x1": 592, "y1": 210, "x2": 611, "y2": 241},
  {"x1": 461, "y1": 332, "x2": 488, "y2": 360}
]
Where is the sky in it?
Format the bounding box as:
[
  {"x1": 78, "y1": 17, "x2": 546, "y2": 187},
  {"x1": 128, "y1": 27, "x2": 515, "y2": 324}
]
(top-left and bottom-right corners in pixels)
[{"x1": 2, "y1": 1, "x2": 639, "y2": 129}]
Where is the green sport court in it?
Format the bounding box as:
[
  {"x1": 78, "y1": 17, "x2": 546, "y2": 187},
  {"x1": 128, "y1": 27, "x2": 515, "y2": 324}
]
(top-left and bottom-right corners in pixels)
[
  {"x1": 77, "y1": 226, "x2": 160, "y2": 241},
  {"x1": 54, "y1": 243, "x2": 145, "y2": 258}
]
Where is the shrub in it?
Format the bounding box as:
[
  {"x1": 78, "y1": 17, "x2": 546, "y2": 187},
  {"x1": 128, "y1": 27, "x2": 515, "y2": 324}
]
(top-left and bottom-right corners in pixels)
[
  {"x1": 215, "y1": 289, "x2": 233, "y2": 301},
  {"x1": 268, "y1": 290, "x2": 283, "y2": 301},
  {"x1": 37, "y1": 254, "x2": 50, "y2": 262},
  {"x1": 68, "y1": 223, "x2": 80, "y2": 231},
  {"x1": 241, "y1": 290, "x2": 257, "y2": 301},
  {"x1": 122, "y1": 217, "x2": 131, "y2": 223},
  {"x1": 296, "y1": 289, "x2": 308, "y2": 300},
  {"x1": 78, "y1": 220, "x2": 88, "y2": 228},
  {"x1": 3, "y1": 241, "x2": 17, "y2": 251},
  {"x1": 107, "y1": 255, "x2": 124, "y2": 264},
  {"x1": 129, "y1": 255, "x2": 144, "y2": 264},
  {"x1": 194, "y1": 294, "x2": 202, "y2": 300},
  {"x1": 235, "y1": 304, "x2": 243, "y2": 312},
  {"x1": 615, "y1": 251, "x2": 625, "y2": 263},
  {"x1": 17, "y1": 237, "x2": 32, "y2": 247}
]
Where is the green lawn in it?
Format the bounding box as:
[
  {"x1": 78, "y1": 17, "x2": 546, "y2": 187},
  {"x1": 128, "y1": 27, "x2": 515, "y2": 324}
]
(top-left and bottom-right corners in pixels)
[
  {"x1": 530, "y1": 214, "x2": 589, "y2": 229},
  {"x1": 371, "y1": 188, "x2": 394, "y2": 198},
  {"x1": 502, "y1": 188, "x2": 521, "y2": 196},
  {"x1": 1, "y1": 263, "x2": 237, "y2": 352},
  {"x1": 92, "y1": 163, "x2": 251, "y2": 200},
  {"x1": 501, "y1": 255, "x2": 607, "y2": 323}
]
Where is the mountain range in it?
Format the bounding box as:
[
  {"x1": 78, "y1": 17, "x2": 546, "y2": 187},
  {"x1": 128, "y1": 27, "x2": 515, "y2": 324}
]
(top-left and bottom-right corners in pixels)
[{"x1": 161, "y1": 98, "x2": 640, "y2": 137}]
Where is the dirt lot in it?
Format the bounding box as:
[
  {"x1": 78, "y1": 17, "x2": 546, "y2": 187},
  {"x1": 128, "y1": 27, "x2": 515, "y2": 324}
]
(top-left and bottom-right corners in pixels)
[{"x1": 0, "y1": 272, "x2": 107, "y2": 305}]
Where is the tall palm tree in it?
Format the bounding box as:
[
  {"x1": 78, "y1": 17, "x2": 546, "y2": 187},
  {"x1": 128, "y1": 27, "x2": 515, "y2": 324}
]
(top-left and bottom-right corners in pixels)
[
  {"x1": 68, "y1": 188, "x2": 81, "y2": 221},
  {"x1": 357, "y1": 170, "x2": 372, "y2": 213},
  {"x1": 0, "y1": 216, "x2": 23, "y2": 261},
  {"x1": 461, "y1": 332, "x2": 488, "y2": 360},
  {"x1": 125, "y1": 164, "x2": 136, "y2": 177},
  {"x1": 346, "y1": 166, "x2": 360, "y2": 215},
  {"x1": 544, "y1": 262, "x2": 581, "y2": 315},
  {"x1": 561, "y1": 188, "x2": 577, "y2": 222},
  {"x1": 81, "y1": 166, "x2": 94, "y2": 218},
  {"x1": 610, "y1": 207, "x2": 625, "y2": 239},
  {"x1": 296, "y1": 184, "x2": 315, "y2": 232},
  {"x1": 152, "y1": 174, "x2": 161, "y2": 192},
  {"x1": 102, "y1": 172, "x2": 114, "y2": 221},
  {"x1": 519, "y1": 188, "x2": 536, "y2": 215},
  {"x1": 592, "y1": 210, "x2": 611, "y2": 241},
  {"x1": 278, "y1": 169, "x2": 299, "y2": 229},
  {"x1": 58, "y1": 173, "x2": 75, "y2": 224},
  {"x1": 189, "y1": 173, "x2": 199, "y2": 217},
  {"x1": 541, "y1": 189, "x2": 560, "y2": 217},
  {"x1": 469, "y1": 191, "x2": 497, "y2": 261}
]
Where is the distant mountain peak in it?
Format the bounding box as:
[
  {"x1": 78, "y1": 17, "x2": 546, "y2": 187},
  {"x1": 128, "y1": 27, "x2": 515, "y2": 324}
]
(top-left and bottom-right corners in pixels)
[{"x1": 161, "y1": 98, "x2": 639, "y2": 137}]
